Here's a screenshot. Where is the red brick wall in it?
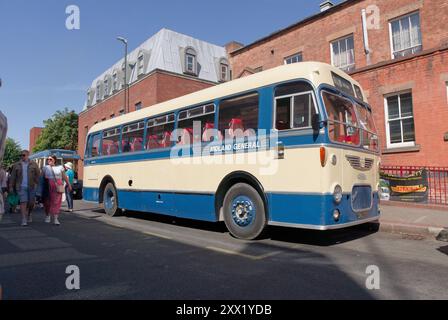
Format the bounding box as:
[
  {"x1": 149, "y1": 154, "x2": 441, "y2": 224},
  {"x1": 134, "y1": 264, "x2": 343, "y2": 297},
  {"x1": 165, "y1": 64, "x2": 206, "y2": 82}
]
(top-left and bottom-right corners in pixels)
[
  {"x1": 29, "y1": 127, "x2": 43, "y2": 152},
  {"x1": 229, "y1": 0, "x2": 448, "y2": 167},
  {"x1": 78, "y1": 71, "x2": 214, "y2": 179},
  {"x1": 353, "y1": 49, "x2": 448, "y2": 167},
  {"x1": 230, "y1": 0, "x2": 448, "y2": 77}
]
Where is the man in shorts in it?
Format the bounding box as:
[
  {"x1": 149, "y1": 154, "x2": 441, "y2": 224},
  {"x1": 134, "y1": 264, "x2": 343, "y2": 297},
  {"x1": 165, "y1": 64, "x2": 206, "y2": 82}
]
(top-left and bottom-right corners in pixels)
[{"x1": 9, "y1": 150, "x2": 40, "y2": 226}]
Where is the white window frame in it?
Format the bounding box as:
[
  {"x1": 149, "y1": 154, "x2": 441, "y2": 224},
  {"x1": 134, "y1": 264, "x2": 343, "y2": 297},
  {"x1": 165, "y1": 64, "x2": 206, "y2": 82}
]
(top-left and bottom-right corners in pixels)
[
  {"x1": 284, "y1": 52, "x2": 303, "y2": 65},
  {"x1": 388, "y1": 11, "x2": 422, "y2": 59},
  {"x1": 330, "y1": 35, "x2": 355, "y2": 72},
  {"x1": 137, "y1": 53, "x2": 145, "y2": 75},
  {"x1": 384, "y1": 91, "x2": 416, "y2": 149},
  {"x1": 112, "y1": 72, "x2": 118, "y2": 91},
  {"x1": 273, "y1": 91, "x2": 318, "y2": 132},
  {"x1": 220, "y1": 63, "x2": 229, "y2": 82},
  {"x1": 186, "y1": 53, "x2": 196, "y2": 74},
  {"x1": 96, "y1": 83, "x2": 101, "y2": 102},
  {"x1": 104, "y1": 78, "x2": 109, "y2": 97}
]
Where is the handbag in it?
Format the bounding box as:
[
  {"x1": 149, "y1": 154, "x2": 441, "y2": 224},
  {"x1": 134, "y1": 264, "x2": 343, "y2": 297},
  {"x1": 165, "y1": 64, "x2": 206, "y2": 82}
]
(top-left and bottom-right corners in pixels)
[
  {"x1": 51, "y1": 167, "x2": 66, "y2": 194},
  {"x1": 7, "y1": 192, "x2": 19, "y2": 207}
]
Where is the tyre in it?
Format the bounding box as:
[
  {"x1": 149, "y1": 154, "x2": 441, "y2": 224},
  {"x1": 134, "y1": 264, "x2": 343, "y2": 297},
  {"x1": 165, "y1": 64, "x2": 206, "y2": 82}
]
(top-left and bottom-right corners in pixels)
[
  {"x1": 223, "y1": 183, "x2": 267, "y2": 240},
  {"x1": 103, "y1": 182, "x2": 121, "y2": 217}
]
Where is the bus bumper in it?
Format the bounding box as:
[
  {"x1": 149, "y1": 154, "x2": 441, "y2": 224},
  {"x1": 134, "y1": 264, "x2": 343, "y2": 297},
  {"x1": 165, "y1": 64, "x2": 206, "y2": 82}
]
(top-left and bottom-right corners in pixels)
[{"x1": 267, "y1": 192, "x2": 380, "y2": 230}]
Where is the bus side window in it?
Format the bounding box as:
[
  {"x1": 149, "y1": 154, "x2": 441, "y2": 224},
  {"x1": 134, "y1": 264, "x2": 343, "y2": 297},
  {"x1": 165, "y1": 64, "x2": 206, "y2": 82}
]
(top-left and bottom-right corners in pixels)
[
  {"x1": 122, "y1": 121, "x2": 144, "y2": 153},
  {"x1": 102, "y1": 128, "x2": 121, "y2": 155},
  {"x1": 218, "y1": 93, "x2": 259, "y2": 139},
  {"x1": 88, "y1": 133, "x2": 101, "y2": 158},
  {"x1": 146, "y1": 114, "x2": 175, "y2": 150},
  {"x1": 274, "y1": 81, "x2": 316, "y2": 131},
  {"x1": 177, "y1": 104, "x2": 216, "y2": 145}
]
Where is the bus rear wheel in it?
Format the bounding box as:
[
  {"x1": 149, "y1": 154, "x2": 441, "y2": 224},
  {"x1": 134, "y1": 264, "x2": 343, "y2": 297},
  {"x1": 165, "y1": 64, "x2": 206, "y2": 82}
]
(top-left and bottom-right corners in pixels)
[
  {"x1": 223, "y1": 183, "x2": 267, "y2": 240},
  {"x1": 103, "y1": 182, "x2": 121, "y2": 217}
]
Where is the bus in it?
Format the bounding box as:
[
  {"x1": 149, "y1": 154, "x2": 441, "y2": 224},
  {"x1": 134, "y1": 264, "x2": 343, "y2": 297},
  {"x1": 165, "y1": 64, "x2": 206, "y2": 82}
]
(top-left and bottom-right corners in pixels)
[
  {"x1": 30, "y1": 149, "x2": 83, "y2": 199},
  {"x1": 83, "y1": 62, "x2": 380, "y2": 240}
]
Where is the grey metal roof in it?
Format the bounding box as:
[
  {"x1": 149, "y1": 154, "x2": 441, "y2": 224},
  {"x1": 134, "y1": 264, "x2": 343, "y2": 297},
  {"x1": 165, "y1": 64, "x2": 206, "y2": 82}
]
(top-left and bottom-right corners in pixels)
[{"x1": 85, "y1": 29, "x2": 228, "y2": 110}]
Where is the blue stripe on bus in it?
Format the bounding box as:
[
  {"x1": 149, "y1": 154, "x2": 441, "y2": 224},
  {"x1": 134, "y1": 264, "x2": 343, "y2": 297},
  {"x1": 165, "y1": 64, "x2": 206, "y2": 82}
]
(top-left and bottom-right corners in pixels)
[
  {"x1": 84, "y1": 133, "x2": 328, "y2": 167},
  {"x1": 83, "y1": 187, "x2": 379, "y2": 227}
]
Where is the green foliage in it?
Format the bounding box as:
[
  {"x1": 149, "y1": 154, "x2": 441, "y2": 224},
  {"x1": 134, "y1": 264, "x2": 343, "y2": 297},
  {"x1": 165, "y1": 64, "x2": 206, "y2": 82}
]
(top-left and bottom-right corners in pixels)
[
  {"x1": 33, "y1": 108, "x2": 78, "y2": 153},
  {"x1": 3, "y1": 138, "x2": 21, "y2": 168}
]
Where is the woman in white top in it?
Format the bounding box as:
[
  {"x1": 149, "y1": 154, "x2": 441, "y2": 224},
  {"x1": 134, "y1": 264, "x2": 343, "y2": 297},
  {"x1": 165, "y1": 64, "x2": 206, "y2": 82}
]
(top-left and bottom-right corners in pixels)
[{"x1": 41, "y1": 155, "x2": 71, "y2": 225}]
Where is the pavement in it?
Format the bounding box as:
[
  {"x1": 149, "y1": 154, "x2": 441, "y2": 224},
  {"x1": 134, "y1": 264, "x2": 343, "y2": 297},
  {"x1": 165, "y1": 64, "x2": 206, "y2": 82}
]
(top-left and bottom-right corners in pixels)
[
  {"x1": 379, "y1": 201, "x2": 448, "y2": 240},
  {"x1": 1, "y1": 201, "x2": 448, "y2": 300}
]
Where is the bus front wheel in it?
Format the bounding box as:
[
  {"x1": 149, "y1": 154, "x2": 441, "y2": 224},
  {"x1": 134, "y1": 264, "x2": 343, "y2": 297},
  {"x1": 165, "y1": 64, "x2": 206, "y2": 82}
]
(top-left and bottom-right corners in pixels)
[
  {"x1": 103, "y1": 183, "x2": 121, "y2": 217},
  {"x1": 223, "y1": 183, "x2": 267, "y2": 240}
]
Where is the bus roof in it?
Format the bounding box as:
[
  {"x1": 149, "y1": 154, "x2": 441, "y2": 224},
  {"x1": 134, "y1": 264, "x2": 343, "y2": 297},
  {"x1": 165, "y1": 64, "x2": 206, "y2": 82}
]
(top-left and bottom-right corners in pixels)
[
  {"x1": 29, "y1": 149, "x2": 80, "y2": 160},
  {"x1": 88, "y1": 62, "x2": 365, "y2": 134}
]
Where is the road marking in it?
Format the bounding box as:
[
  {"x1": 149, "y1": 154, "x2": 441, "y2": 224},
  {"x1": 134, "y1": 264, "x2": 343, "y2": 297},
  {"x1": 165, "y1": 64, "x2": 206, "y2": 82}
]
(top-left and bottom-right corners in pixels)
[
  {"x1": 413, "y1": 216, "x2": 427, "y2": 224},
  {"x1": 206, "y1": 246, "x2": 280, "y2": 261}
]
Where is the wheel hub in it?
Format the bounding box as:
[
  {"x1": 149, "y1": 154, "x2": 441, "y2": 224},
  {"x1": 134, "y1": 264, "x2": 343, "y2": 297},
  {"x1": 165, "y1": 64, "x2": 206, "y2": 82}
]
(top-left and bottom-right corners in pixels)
[{"x1": 231, "y1": 196, "x2": 255, "y2": 227}]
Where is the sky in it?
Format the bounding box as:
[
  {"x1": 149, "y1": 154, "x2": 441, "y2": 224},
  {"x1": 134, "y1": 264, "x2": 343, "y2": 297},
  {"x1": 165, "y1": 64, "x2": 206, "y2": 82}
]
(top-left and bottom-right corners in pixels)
[{"x1": 0, "y1": 0, "x2": 343, "y2": 149}]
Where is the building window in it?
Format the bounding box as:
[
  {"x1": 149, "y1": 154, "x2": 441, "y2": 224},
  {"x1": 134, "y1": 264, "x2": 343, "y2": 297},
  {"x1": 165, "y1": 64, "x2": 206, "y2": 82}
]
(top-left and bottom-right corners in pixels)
[
  {"x1": 135, "y1": 102, "x2": 142, "y2": 111},
  {"x1": 390, "y1": 12, "x2": 422, "y2": 59},
  {"x1": 331, "y1": 35, "x2": 355, "y2": 72},
  {"x1": 284, "y1": 53, "x2": 303, "y2": 65},
  {"x1": 185, "y1": 47, "x2": 197, "y2": 75},
  {"x1": 137, "y1": 53, "x2": 145, "y2": 76},
  {"x1": 96, "y1": 83, "x2": 101, "y2": 102},
  {"x1": 219, "y1": 58, "x2": 230, "y2": 82},
  {"x1": 119, "y1": 109, "x2": 125, "y2": 116},
  {"x1": 104, "y1": 78, "x2": 109, "y2": 97},
  {"x1": 110, "y1": 114, "x2": 115, "y2": 119},
  {"x1": 112, "y1": 72, "x2": 118, "y2": 92},
  {"x1": 385, "y1": 92, "x2": 416, "y2": 148}
]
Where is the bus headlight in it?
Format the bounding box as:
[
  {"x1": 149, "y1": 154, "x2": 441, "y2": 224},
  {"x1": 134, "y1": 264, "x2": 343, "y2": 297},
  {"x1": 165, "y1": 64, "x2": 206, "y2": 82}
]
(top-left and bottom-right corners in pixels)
[
  {"x1": 333, "y1": 185, "x2": 343, "y2": 204},
  {"x1": 333, "y1": 209, "x2": 341, "y2": 222}
]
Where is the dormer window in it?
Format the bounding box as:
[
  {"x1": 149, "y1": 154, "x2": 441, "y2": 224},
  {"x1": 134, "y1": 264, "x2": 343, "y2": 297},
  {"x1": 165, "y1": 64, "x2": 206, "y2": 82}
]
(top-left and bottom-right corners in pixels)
[
  {"x1": 112, "y1": 71, "x2": 118, "y2": 92},
  {"x1": 87, "y1": 89, "x2": 92, "y2": 107},
  {"x1": 219, "y1": 58, "x2": 230, "y2": 82},
  {"x1": 96, "y1": 82, "x2": 102, "y2": 102},
  {"x1": 137, "y1": 52, "x2": 145, "y2": 76},
  {"x1": 185, "y1": 47, "x2": 197, "y2": 75},
  {"x1": 104, "y1": 78, "x2": 109, "y2": 97}
]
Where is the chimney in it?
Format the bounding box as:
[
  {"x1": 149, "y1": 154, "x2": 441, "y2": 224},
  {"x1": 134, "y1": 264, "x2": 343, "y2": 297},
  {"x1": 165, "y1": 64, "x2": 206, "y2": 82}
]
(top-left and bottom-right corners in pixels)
[
  {"x1": 225, "y1": 41, "x2": 244, "y2": 55},
  {"x1": 320, "y1": 1, "x2": 334, "y2": 12}
]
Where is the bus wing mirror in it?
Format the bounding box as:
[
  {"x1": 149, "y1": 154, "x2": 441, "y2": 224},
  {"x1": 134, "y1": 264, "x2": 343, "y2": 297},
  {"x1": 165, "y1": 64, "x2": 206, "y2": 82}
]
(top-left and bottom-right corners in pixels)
[{"x1": 312, "y1": 114, "x2": 326, "y2": 131}]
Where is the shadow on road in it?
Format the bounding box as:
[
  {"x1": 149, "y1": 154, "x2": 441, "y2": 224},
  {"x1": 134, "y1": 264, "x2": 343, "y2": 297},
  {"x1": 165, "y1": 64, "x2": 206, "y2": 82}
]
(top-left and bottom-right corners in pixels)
[{"x1": 95, "y1": 207, "x2": 379, "y2": 246}]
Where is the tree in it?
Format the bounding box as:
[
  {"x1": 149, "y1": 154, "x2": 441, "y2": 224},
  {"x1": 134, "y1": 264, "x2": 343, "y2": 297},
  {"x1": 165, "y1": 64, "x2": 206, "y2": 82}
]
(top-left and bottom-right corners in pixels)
[
  {"x1": 33, "y1": 108, "x2": 78, "y2": 153},
  {"x1": 3, "y1": 138, "x2": 21, "y2": 168}
]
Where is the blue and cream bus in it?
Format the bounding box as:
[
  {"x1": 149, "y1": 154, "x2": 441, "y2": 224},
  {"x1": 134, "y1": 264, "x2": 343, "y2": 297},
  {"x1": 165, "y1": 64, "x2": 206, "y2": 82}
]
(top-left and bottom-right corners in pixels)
[{"x1": 83, "y1": 62, "x2": 380, "y2": 240}]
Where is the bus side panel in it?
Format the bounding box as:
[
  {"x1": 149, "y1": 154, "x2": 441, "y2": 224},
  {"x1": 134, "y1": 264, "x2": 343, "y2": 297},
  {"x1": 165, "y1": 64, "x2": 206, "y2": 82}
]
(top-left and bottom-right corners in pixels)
[
  {"x1": 83, "y1": 187, "x2": 100, "y2": 203},
  {"x1": 117, "y1": 190, "x2": 216, "y2": 222}
]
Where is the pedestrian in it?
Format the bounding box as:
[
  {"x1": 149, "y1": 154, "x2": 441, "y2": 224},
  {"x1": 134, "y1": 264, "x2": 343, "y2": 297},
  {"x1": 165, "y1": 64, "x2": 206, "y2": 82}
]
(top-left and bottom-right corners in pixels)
[
  {"x1": 0, "y1": 165, "x2": 7, "y2": 214},
  {"x1": 9, "y1": 150, "x2": 41, "y2": 226},
  {"x1": 41, "y1": 155, "x2": 71, "y2": 225},
  {"x1": 64, "y1": 162, "x2": 74, "y2": 212}
]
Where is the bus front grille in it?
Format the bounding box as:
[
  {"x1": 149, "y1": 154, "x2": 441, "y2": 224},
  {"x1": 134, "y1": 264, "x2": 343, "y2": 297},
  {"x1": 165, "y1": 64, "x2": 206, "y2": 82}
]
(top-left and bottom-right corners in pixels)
[
  {"x1": 346, "y1": 155, "x2": 374, "y2": 171},
  {"x1": 351, "y1": 186, "x2": 372, "y2": 212}
]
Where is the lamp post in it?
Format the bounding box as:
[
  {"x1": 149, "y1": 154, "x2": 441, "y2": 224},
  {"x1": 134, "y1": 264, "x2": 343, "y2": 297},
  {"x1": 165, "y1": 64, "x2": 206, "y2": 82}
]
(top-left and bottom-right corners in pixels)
[{"x1": 117, "y1": 37, "x2": 128, "y2": 114}]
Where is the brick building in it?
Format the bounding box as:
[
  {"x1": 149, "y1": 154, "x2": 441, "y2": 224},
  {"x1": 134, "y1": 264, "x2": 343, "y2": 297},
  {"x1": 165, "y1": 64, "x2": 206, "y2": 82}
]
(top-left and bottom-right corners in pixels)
[
  {"x1": 29, "y1": 127, "x2": 43, "y2": 152},
  {"x1": 78, "y1": 28, "x2": 230, "y2": 178},
  {"x1": 229, "y1": 0, "x2": 448, "y2": 166}
]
